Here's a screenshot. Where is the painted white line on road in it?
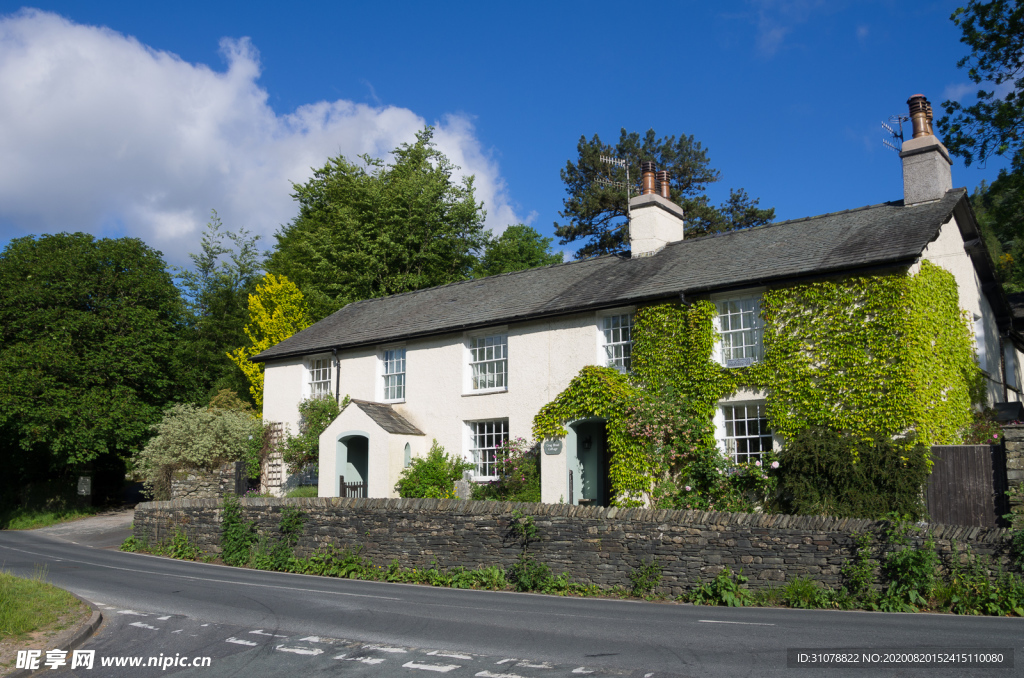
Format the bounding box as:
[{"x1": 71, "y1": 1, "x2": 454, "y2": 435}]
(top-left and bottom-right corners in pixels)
[
  {"x1": 201, "y1": 624, "x2": 209, "y2": 627},
  {"x1": 276, "y1": 645, "x2": 324, "y2": 656},
  {"x1": 250, "y1": 630, "x2": 288, "y2": 637},
  {"x1": 427, "y1": 651, "x2": 473, "y2": 660},
  {"x1": 365, "y1": 645, "x2": 407, "y2": 653},
  {"x1": 403, "y1": 661, "x2": 460, "y2": 672},
  {"x1": 156, "y1": 616, "x2": 171, "y2": 620},
  {"x1": 299, "y1": 636, "x2": 321, "y2": 642},
  {"x1": 129, "y1": 622, "x2": 160, "y2": 630},
  {"x1": 117, "y1": 609, "x2": 147, "y2": 616},
  {"x1": 476, "y1": 671, "x2": 526, "y2": 678},
  {"x1": 698, "y1": 619, "x2": 775, "y2": 626},
  {"x1": 226, "y1": 637, "x2": 258, "y2": 647},
  {"x1": 516, "y1": 661, "x2": 553, "y2": 668},
  {"x1": 571, "y1": 669, "x2": 594, "y2": 675},
  {"x1": 0, "y1": 544, "x2": 401, "y2": 602},
  {"x1": 495, "y1": 659, "x2": 517, "y2": 664},
  {"x1": 345, "y1": 656, "x2": 386, "y2": 665},
  {"x1": 172, "y1": 630, "x2": 182, "y2": 634}
]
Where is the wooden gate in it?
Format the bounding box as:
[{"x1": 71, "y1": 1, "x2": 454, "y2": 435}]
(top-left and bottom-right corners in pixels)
[
  {"x1": 927, "y1": 445, "x2": 1008, "y2": 527},
  {"x1": 339, "y1": 475, "x2": 367, "y2": 498}
]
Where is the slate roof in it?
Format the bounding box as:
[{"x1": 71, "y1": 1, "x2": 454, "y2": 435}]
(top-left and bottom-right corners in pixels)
[
  {"x1": 351, "y1": 399, "x2": 424, "y2": 435},
  {"x1": 254, "y1": 189, "x2": 972, "y2": 362}
]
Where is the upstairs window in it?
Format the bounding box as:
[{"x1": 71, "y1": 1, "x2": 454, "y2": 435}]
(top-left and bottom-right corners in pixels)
[
  {"x1": 720, "y1": 402, "x2": 772, "y2": 464},
  {"x1": 602, "y1": 314, "x2": 634, "y2": 372},
  {"x1": 382, "y1": 347, "x2": 406, "y2": 401},
  {"x1": 308, "y1": 357, "x2": 332, "y2": 397},
  {"x1": 716, "y1": 296, "x2": 763, "y2": 367},
  {"x1": 470, "y1": 334, "x2": 507, "y2": 391},
  {"x1": 468, "y1": 419, "x2": 508, "y2": 479}
]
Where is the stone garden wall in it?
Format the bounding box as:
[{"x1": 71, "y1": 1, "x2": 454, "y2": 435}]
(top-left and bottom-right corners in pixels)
[
  {"x1": 1004, "y1": 425, "x2": 1024, "y2": 529},
  {"x1": 169, "y1": 462, "x2": 245, "y2": 500},
  {"x1": 133, "y1": 497, "x2": 1013, "y2": 596}
]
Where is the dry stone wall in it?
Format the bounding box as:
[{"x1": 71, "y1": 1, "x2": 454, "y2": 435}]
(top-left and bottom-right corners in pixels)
[
  {"x1": 169, "y1": 462, "x2": 245, "y2": 500},
  {"x1": 1004, "y1": 425, "x2": 1024, "y2": 529},
  {"x1": 133, "y1": 498, "x2": 1014, "y2": 595}
]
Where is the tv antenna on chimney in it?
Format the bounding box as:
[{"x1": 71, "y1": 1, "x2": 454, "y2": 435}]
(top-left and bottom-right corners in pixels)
[
  {"x1": 596, "y1": 154, "x2": 632, "y2": 225},
  {"x1": 881, "y1": 114, "x2": 909, "y2": 154}
]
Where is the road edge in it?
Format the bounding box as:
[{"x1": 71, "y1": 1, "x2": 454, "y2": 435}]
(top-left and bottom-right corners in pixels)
[{"x1": 5, "y1": 592, "x2": 103, "y2": 678}]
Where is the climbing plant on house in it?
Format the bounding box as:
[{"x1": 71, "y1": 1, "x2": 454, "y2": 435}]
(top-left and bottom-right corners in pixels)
[{"x1": 534, "y1": 260, "x2": 981, "y2": 507}]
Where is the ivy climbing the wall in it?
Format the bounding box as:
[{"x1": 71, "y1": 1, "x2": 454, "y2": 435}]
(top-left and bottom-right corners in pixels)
[{"x1": 534, "y1": 259, "x2": 981, "y2": 507}]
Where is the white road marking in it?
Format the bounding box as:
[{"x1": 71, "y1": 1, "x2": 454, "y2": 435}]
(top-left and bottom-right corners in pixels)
[
  {"x1": 0, "y1": 544, "x2": 400, "y2": 601},
  {"x1": 226, "y1": 637, "x2": 258, "y2": 646},
  {"x1": 345, "y1": 656, "x2": 386, "y2": 665},
  {"x1": 495, "y1": 659, "x2": 517, "y2": 665},
  {"x1": 476, "y1": 671, "x2": 526, "y2": 678},
  {"x1": 299, "y1": 636, "x2": 321, "y2": 642},
  {"x1": 698, "y1": 619, "x2": 775, "y2": 626},
  {"x1": 200, "y1": 623, "x2": 209, "y2": 627},
  {"x1": 156, "y1": 616, "x2": 171, "y2": 620},
  {"x1": 276, "y1": 645, "x2": 324, "y2": 656},
  {"x1": 117, "y1": 610, "x2": 147, "y2": 616},
  {"x1": 333, "y1": 654, "x2": 347, "y2": 659},
  {"x1": 172, "y1": 630, "x2": 182, "y2": 634},
  {"x1": 250, "y1": 630, "x2": 288, "y2": 637},
  {"x1": 365, "y1": 645, "x2": 407, "y2": 653},
  {"x1": 427, "y1": 651, "x2": 473, "y2": 660},
  {"x1": 129, "y1": 622, "x2": 160, "y2": 630},
  {"x1": 403, "y1": 661, "x2": 460, "y2": 672},
  {"x1": 516, "y1": 661, "x2": 552, "y2": 668},
  {"x1": 571, "y1": 669, "x2": 594, "y2": 675}
]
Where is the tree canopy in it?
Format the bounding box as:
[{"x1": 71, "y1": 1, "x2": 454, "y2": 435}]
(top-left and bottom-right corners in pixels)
[
  {"x1": 0, "y1": 233, "x2": 185, "y2": 483},
  {"x1": 555, "y1": 128, "x2": 775, "y2": 258},
  {"x1": 938, "y1": 0, "x2": 1024, "y2": 171},
  {"x1": 268, "y1": 128, "x2": 487, "y2": 320},
  {"x1": 475, "y1": 224, "x2": 563, "y2": 277}
]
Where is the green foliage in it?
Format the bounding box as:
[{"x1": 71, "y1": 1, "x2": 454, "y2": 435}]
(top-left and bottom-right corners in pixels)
[
  {"x1": 227, "y1": 273, "x2": 312, "y2": 409},
  {"x1": 250, "y1": 506, "x2": 307, "y2": 571},
  {"x1": 841, "y1": 532, "x2": 878, "y2": 609},
  {"x1": 220, "y1": 494, "x2": 258, "y2": 567},
  {"x1": 938, "y1": 0, "x2": 1024, "y2": 172},
  {"x1": 471, "y1": 438, "x2": 541, "y2": 502},
  {"x1": 119, "y1": 535, "x2": 142, "y2": 552},
  {"x1": 629, "y1": 559, "x2": 663, "y2": 597},
  {"x1": 176, "y1": 212, "x2": 264, "y2": 405},
  {"x1": 687, "y1": 567, "x2": 752, "y2": 607},
  {"x1": 775, "y1": 429, "x2": 930, "y2": 520},
  {"x1": 0, "y1": 568, "x2": 83, "y2": 640},
  {"x1": 268, "y1": 127, "x2": 487, "y2": 320},
  {"x1": 0, "y1": 233, "x2": 185, "y2": 493},
  {"x1": 281, "y1": 395, "x2": 341, "y2": 474},
  {"x1": 164, "y1": 528, "x2": 201, "y2": 561},
  {"x1": 555, "y1": 129, "x2": 774, "y2": 257},
  {"x1": 286, "y1": 486, "x2": 319, "y2": 498},
  {"x1": 878, "y1": 517, "x2": 939, "y2": 613},
  {"x1": 394, "y1": 440, "x2": 473, "y2": 499},
  {"x1": 475, "y1": 224, "x2": 562, "y2": 277},
  {"x1": 134, "y1": 403, "x2": 261, "y2": 500},
  {"x1": 1010, "y1": 524, "x2": 1024, "y2": 571},
  {"x1": 970, "y1": 174, "x2": 1024, "y2": 292}
]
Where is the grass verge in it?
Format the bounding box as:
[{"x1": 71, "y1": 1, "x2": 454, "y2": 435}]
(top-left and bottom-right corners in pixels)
[
  {"x1": 0, "y1": 569, "x2": 84, "y2": 640},
  {"x1": 0, "y1": 505, "x2": 100, "y2": 530}
]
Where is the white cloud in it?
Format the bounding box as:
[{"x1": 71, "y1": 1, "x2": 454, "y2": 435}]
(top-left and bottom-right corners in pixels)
[
  {"x1": 750, "y1": 0, "x2": 827, "y2": 57},
  {"x1": 0, "y1": 9, "x2": 521, "y2": 263}
]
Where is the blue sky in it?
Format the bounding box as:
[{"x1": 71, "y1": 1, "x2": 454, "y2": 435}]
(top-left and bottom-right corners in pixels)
[{"x1": 0, "y1": 1, "x2": 1011, "y2": 264}]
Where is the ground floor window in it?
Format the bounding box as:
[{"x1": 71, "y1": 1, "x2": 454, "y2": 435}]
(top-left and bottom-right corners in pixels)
[
  {"x1": 468, "y1": 419, "x2": 508, "y2": 479},
  {"x1": 719, "y1": 402, "x2": 772, "y2": 464}
]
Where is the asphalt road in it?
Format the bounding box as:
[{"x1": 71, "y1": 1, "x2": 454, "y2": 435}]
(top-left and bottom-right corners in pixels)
[{"x1": 1, "y1": 526, "x2": 1022, "y2": 678}]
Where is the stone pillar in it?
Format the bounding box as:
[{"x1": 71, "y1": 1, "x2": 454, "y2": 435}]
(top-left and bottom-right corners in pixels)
[{"x1": 1002, "y1": 425, "x2": 1024, "y2": 529}]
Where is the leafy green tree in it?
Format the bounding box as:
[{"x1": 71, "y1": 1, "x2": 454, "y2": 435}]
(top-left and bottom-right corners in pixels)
[
  {"x1": 475, "y1": 224, "x2": 562, "y2": 277},
  {"x1": 177, "y1": 211, "x2": 264, "y2": 404},
  {"x1": 268, "y1": 128, "x2": 487, "y2": 320},
  {"x1": 0, "y1": 233, "x2": 185, "y2": 492},
  {"x1": 970, "y1": 172, "x2": 1024, "y2": 290},
  {"x1": 555, "y1": 128, "x2": 775, "y2": 258},
  {"x1": 227, "y1": 273, "x2": 311, "y2": 409},
  {"x1": 938, "y1": 0, "x2": 1024, "y2": 171}
]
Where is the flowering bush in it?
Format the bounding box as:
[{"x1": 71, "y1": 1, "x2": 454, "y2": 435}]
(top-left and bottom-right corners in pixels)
[
  {"x1": 621, "y1": 389, "x2": 777, "y2": 511},
  {"x1": 963, "y1": 408, "x2": 1004, "y2": 445},
  {"x1": 471, "y1": 437, "x2": 541, "y2": 502}
]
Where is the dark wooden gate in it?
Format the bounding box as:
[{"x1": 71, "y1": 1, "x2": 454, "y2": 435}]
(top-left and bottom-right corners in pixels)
[
  {"x1": 339, "y1": 475, "x2": 367, "y2": 498},
  {"x1": 927, "y1": 445, "x2": 1008, "y2": 527}
]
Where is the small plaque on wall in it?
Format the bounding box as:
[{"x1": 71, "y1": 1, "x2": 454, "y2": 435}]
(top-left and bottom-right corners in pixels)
[{"x1": 543, "y1": 439, "x2": 563, "y2": 455}]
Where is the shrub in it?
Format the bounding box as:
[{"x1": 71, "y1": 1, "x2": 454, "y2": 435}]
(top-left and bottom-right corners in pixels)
[
  {"x1": 394, "y1": 440, "x2": 473, "y2": 499},
  {"x1": 220, "y1": 494, "x2": 257, "y2": 567},
  {"x1": 471, "y1": 437, "x2": 541, "y2": 502},
  {"x1": 687, "y1": 567, "x2": 751, "y2": 607},
  {"x1": 281, "y1": 395, "x2": 342, "y2": 474},
  {"x1": 629, "y1": 559, "x2": 663, "y2": 597},
  {"x1": 286, "y1": 486, "x2": 318, "y2": 498},
  {"x1": 134, "y1": 403, "x2": 261, "y2": 500},
  {"x1": 775, "y1": 428, "x2": 929, "y2": 520}
]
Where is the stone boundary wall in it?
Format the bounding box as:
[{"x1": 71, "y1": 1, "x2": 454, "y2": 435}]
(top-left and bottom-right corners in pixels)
[
  {"x1": 169, "y1": 462, "x2": 245, "y2": 500},
  {"x1": 1005, "y1": 425, "x2": 1024, "y2": 529},
  {"x1": 134, "y1": 498, "x2": 1014, "y2": 595}
]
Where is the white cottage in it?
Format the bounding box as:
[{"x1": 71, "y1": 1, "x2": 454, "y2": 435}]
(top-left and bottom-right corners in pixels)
[{"x1": 255, "y1": 94, "x2": 1024, "y2": 503}]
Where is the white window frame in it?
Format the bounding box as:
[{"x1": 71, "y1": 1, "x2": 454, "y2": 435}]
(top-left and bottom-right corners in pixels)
[
  {"x1": 378, "y1": 344, "x2": 406, "y2": 403},
  {"x1": 466, "y1": 419, "x2": 509, "y2": 480},
  {"x1": 464, "y1": 329, "x2": 508, "y2": 394},
  {"x1": 715, "y1": 401, "x2": 773, "y2": 464},
  {"x1": 306, "y1": 354, "x2": 333, "y2": 398},
  {"x1": 596, "y1": 308, "x2": 635, "y2": 373},
  {"x1": 712, "y1": 290, "x2": 765, "y2": 368}
]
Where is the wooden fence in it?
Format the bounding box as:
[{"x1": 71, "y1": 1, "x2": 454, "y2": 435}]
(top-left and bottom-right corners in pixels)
[{"x1": 927, "y1": 444, "x2": 1009, "y2": 528}]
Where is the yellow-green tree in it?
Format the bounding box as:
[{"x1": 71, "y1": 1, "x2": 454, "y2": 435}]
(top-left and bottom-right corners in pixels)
[{"x1": 227, "y1": 273, "x2": 311, "y2": 408}]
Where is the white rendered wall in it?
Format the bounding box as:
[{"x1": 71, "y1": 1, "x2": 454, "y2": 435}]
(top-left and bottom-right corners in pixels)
[
  {"x1": 918, "y1": 215, "x2": 1003, "y2": 404},
  {"x1": 262, "y1": 357, "x2": 305, "y2": 435}
]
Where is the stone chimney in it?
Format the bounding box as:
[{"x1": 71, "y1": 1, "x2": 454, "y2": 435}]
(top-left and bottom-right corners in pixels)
[
  {"x1": 900, "y1": 94, "x2": 952, "y2": 205},
  {"x1": 629, "y1": 162, "x2": 685, "y2": 257}
]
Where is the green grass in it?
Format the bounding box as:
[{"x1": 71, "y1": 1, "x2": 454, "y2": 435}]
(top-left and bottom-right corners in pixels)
[
  {"x1": 0, "y1": 505, "x2": 100, "y2": 530},
  {"x1": 285, "y1": 486, "x2": 318, "y2": 498},
  {"x1": 0, "y1": 569, "x2": 84, "y2": 640}
]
